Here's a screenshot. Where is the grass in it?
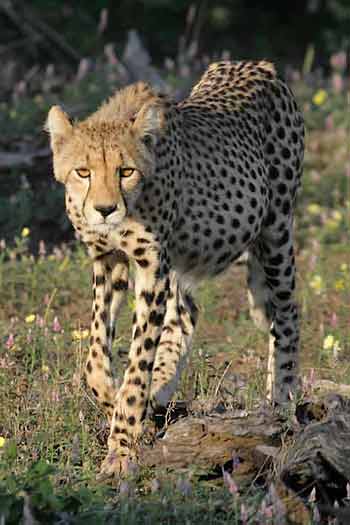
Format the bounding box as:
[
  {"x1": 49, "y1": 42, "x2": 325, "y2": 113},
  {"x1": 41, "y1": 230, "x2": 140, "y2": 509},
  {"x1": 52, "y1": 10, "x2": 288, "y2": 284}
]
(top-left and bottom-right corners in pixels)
[
  {"x1": 0, "y1": 70, "x2": 349, "y2": 522},
  {"x1": 1, "y1": 236, "x2": 350, "y2": 522}
]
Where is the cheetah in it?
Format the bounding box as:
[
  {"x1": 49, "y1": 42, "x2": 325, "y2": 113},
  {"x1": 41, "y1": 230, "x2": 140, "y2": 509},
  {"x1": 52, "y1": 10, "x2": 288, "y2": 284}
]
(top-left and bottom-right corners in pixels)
[{"x1": 46, "y1": 60, "x2": 304, "y2": 477}]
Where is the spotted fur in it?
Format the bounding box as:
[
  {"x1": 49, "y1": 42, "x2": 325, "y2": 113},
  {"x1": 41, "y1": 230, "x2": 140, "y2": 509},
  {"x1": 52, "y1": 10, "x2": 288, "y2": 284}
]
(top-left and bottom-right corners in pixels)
[{"x1": 47, "y1": 60, "x2": 304, "y2": 477}]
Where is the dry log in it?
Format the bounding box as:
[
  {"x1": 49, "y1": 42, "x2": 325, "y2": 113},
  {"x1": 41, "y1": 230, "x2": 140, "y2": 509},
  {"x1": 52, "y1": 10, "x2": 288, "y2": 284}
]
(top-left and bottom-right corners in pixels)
[
  {"x1": 140, "y1": 408, "x2": 282, "y2": 482},
  {"x1": 281, "y1": 409, "x2": 350, "y2": 504},
  {"x1": 140, "y1": 393, "x2": 350, "y2": 514}
]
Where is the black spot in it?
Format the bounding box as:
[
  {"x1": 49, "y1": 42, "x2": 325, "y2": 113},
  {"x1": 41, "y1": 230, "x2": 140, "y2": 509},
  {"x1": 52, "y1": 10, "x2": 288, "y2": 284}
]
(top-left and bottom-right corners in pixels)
[
  {"x1": 278, "y1": 230, "x2": 289, "y2": 247},
  {"x1": 141, "y1": 290, "x2": 154, "y2": 306},
  {"x1": 269, "y1": 254, "x2": 283, "y2": 265},
  {"x1": 134, "y1": 327, "x2": 141, "y2": 339},
  {"x1": 276, "y1": 290, "x2": 291, "y2": 301},
  {"x1": 228, "y1": 234, "x2": 236, "y2": 244},
  {"x1": 144, "y1": 338, "x2": 154, "y2": 350},
  {"x1": 266, "y1": 142, "x2": 275, "y2": 155},
  {"x1": 213, "y1": 238, "x2": 224, "y2": 250},
  {"x1": 139, "y1": 360, "x2": 148, "y2": 371},
  {"x1": 127, "y1": 395, "x2": 136, "y2": 406},
  {"x1": 136, "y1": 259, "x2": 150, "y2": 268},
  {"x1": 149, "y1": 310, "x2": 164, "y2": 326},
  {"x1": 282, "y1": 201, "x2": 291, "y2": 215},
  {"x1": 86, "y1": 360, "x2": 92, "y2": 373},
  {"x1": 113, "y1": 279, "x2": 128, "y2": 291},
  {"x1": 156, "y1": 291, "x2": 165, "y2": 305},
  {"x1": 269, "y1": 166, "x2": 279, "y2": 180},
  {"x1": 277, "y1": 183, "x2": 287, "y2": 195},
  {"x1": 128, "y1": 416, "x2": 136, "y2": 426},
  {"x1": 95, "y1": 275, "x2": 105, "y2": 286},
  {"x1": 282, "y1": 147, "x2": 291, "y2": 159},
  {"x1": 277, "y1": 127, "x2": 285, "y2": 139},
  {"x1": 102, "y1": 344, "x2": 110, "y2": 357}
]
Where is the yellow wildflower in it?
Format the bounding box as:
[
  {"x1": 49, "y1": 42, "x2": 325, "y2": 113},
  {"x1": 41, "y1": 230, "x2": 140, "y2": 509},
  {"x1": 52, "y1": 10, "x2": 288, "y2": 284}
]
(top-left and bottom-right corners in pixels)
[
  {"x1": 72, "y1": 329, "x2": 89, "y2": 341},
  {"x1": 323, "y1": 334, "x2": 335, "y2": 350},
  {"x1": 0, "y1": 436, "x2": 5, "y2": 448},
  {"x1": 323, "y1": 334, "x2": 341, "y2": 353},
  {"x1": 340, "y1": 263, "x2": 348, "y2": 272},
  {"x1": 309, "y1": 274, "x2": 323, "y2": 294},
  {"x1": 307, "y1": 203, "x2": 322, "y2": 215},
  {"x1": 21, "y1": 227, "x2": 30, "y2": 238},
  {"x1": 42, "y1": 364, "x2": 49, "y2": 373},
  {"x1": 334, "y1": 279, "x2": 345, "y2": 291},
  {"x1": 25, "y1": 314, "x2": 36, "y2": 323},
  {"x1": 331, "y1": 210, "x2": 342, "y2": 222},
  {"x1": 313, "y1": 89, "x2": 328, "y2": 106}
]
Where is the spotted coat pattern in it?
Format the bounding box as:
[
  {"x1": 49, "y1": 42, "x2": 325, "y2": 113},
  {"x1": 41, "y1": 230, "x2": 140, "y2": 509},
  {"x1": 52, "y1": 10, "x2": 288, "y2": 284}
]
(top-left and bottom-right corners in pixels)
[{"x1": 47, "y1": 60, "x2": 304, "y2": 477}]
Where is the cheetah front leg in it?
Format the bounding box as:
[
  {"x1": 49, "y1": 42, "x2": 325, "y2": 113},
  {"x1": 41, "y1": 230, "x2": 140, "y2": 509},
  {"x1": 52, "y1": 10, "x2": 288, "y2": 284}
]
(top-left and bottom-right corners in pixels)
[
  {"x1": 150, "y1": 273, "x2": 198, "y2": 409},
  {"x1": 85, "y1": 251, "x2": 129, "y2": 422},
  {"x1": 98, "y1": 249, "x2": 169, "y2": 478}
]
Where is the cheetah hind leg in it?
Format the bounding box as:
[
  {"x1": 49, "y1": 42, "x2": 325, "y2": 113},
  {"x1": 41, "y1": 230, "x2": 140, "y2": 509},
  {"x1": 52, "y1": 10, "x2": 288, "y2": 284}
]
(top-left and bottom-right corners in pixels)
[
  {"x1": 247, "y1": 247, "x2": 275, "y2": 401},
  {"x1": 248, "y1": 226, "x2": 300, "y2": 405}
]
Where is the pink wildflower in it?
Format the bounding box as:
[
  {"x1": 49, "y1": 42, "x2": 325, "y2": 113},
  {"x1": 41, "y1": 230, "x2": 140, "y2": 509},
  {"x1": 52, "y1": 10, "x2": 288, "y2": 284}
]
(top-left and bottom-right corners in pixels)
[
  {"x1": 330, "y1": 51, "x2": 347, "y2": 71},
  {"x1": 52, "y1": 316, "x2": 61, "y2": 333},
  {"x1": 36, "y1": 315, "x2": 45, "y2": 328},
  {"x1": 330, "y1": 312, "x2": 338, "y2": 328},
  {"x1": 222, "y1": 468, "x2": 239, "y2": 495},
  {"x1": 5, "y1": 333, "x2": 15, "y2": 349}
]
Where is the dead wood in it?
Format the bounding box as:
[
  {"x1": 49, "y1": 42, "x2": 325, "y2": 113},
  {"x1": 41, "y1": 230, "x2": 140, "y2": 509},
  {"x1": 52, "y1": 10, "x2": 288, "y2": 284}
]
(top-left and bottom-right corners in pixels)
[
  {"x1": 140, "y1": 393, "x2": 350, "y2": 512},
  {"x1": 0, "y1": 147, "x2": 50, "y2": 169},
  {"x1": 281, "y1": 405, "x2": 350, "y2": 504},
  {"x1": 140, "y1": 407, "x2": 282, "y2": 483}
]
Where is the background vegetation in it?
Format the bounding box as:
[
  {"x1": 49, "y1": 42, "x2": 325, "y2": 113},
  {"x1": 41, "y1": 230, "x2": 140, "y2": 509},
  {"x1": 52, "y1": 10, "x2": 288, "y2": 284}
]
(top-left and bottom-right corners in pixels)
[{"x1": 0, "y1": 1, "x2": 349, "y2": 523}]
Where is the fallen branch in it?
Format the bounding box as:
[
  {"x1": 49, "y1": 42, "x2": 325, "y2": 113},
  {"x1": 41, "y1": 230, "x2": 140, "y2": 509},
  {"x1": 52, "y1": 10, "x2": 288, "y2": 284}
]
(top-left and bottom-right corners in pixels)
[
  {"x1": 0, "y1": 147, "x2": 50, "y2": 169},
  {"x1": 140, "y1": 393, "x2": 350, "y2": 511},
  {"x1": 140, "y1": 408, "x2": 282, "y2": 482}
]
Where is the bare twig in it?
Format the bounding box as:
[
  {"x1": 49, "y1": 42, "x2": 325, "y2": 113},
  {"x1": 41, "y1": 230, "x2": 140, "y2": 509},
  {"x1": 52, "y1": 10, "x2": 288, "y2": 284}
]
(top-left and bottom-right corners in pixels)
[{"x1": 0, "y1": 147, "x2": 50, "y2": 169}]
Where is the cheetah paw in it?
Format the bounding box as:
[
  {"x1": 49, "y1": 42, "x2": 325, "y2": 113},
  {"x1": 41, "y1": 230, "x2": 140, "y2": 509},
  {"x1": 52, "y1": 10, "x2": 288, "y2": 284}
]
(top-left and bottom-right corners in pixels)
[{"x1": 96, "y1": 450, "x2": 137, "y2": 481}]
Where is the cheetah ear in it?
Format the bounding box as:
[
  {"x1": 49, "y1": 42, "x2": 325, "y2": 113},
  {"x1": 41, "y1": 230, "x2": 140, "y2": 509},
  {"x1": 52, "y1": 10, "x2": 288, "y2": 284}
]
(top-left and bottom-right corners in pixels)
[
  {"x1": 45, "y1": 106, "x2": 73, "y2": 153},
  {"x1": 133, "y1": 102, "x2": 165, "y2": 149}
]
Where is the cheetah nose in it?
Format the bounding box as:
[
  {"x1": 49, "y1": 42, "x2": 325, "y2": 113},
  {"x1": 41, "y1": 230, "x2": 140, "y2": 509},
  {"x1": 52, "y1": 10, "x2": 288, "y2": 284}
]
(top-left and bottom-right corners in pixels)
[{"x1": 94, "y1": 204, "x2": 118, "y2": 218}]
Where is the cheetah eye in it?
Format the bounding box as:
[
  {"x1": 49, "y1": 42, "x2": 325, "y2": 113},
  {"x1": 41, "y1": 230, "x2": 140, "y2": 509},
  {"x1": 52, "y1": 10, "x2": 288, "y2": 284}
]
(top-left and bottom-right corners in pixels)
[
  {"x1": 75, "y1": 168, "x2": 91, "y2": 178},
  {"x1": 119, "y1": 167, "x2": 135, "y2": 178}
]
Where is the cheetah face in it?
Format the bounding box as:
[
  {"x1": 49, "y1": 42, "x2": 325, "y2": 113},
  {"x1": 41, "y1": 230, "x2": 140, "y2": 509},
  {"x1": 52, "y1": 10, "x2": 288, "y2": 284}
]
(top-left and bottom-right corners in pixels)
[{"x1": 46, "y1": 101, "x2": 164, "y2": 235}]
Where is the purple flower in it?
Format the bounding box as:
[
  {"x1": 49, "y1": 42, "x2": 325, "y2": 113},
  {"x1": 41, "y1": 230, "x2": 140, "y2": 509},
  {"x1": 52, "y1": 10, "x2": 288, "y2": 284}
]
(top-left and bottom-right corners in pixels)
[{"x1": 52, "y1": 316, "x2": 62, "y2": 333}]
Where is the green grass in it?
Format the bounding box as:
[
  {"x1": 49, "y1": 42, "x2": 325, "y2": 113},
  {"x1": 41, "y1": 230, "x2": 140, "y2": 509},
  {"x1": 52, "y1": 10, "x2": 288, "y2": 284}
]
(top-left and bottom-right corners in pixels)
[{"x1": 1, "y1": 236, "x2": 350, "y2": 522}]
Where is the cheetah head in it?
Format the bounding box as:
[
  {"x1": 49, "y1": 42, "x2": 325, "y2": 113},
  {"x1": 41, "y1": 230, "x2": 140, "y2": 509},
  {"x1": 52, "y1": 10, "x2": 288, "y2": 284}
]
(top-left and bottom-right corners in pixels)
[{"x1": 46, "y1": 83, "x2": 165, "y2": 234}]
